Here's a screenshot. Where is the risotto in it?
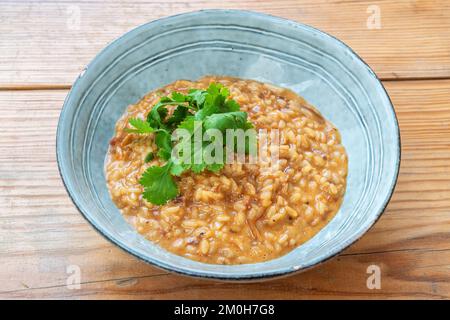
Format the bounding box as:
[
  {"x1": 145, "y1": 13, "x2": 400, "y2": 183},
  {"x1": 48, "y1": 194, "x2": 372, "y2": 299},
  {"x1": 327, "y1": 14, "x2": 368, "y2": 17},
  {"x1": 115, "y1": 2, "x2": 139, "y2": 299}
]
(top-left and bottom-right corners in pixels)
[{"x1": 105, "y1": 76, "x2": 348, "y2": 264}]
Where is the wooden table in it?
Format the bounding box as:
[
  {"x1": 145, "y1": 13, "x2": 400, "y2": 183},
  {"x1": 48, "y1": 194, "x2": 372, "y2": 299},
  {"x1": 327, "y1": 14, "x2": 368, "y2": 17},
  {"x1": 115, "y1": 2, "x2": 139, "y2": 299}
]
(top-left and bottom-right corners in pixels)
[{"x1": 1, "y1": 0, "x2": 449, "y2": 300}]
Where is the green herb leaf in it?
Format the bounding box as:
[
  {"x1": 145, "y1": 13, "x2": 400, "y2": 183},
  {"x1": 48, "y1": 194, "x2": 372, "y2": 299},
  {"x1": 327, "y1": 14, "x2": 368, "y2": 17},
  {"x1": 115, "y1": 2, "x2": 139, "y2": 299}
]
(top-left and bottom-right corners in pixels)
[
  {"x1": 139, "y1": 163, "x2": 178, "y2": 205},
  {"x1": 187, "y1": 89, "x2": 207, "y2": 108},
  {"x1": 166, "y1": 105, "x2": 190, "y2": 129},
  {"x1": 125, "y1": 118, "x2": 154, "y2": 134},
  {"x1": 207, "y1": 162, "x2": 225, "y2": 173},
  {"x1": 170, "y1": 162, "x2": 188, "y2": 176},
  {"x1": 147, "y1": 101, "x2": 169, "y2": 129},
  {"x1": 224, "y1": 99, "x2": 241, "y2": 112},
  {"x1": 203, "y1": 111, "x2": 249, "y2": 132},
  {"x1": 177, "y1": 116, "x2": 196, "y2": 132},
  {"x1": 155, "y1": 130, "x2": 172, "y2": 161},
  {"x1": 144, "y1": 152, "x2": 154, "y2": 163},
  {"x1": 171, "y1": 91, "x2": 188, "y2": 102},
  {"x1": 136, "y1": 82, "x2": 255, "y2": 205}
]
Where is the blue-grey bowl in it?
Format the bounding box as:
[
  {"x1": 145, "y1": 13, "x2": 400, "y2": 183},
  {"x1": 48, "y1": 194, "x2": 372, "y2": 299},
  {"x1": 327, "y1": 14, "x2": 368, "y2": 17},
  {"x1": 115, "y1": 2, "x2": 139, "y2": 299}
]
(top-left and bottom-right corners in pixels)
[{"x1": 57, "y1": 10, "x2": 400, "y2": 280}]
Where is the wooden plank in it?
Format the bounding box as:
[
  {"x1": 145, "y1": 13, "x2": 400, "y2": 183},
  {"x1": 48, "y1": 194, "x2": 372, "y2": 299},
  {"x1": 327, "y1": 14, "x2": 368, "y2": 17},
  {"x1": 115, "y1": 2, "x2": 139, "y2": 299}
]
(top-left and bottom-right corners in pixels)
[
  {"x1": 346, "y1": 79, "x2": 450, "y2": 255},
  {"x1": 0, "y1": 79, "x2": 449, "y2": 299},
  {"x1": 0, "y1": 0, "x2": 449, "y2": 85},
  {"x1": 3, "y1": 250, "x2": 449, "y2": 299}
]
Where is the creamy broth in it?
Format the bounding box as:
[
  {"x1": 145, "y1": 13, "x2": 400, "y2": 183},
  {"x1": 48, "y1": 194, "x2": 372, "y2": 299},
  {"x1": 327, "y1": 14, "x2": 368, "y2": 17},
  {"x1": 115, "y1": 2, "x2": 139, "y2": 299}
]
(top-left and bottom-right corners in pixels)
[{"x1": 105, "y1": 76, "x2": 348, "y2": 264}]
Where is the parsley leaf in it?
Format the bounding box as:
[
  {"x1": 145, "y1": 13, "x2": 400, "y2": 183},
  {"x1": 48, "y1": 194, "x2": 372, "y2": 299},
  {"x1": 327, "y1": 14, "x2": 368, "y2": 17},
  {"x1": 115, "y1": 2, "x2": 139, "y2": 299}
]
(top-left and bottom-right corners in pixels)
[
  {"x1": 144, "y1": 152, "x2": 154, "y2": 163},
  {"x1": 171, "y1": 91, "x2": 188, "y2": 102},
  {"x1": 155, "y1": 130, "x2": 172, "y2": 161},
  {"x1": 139, "y1": 163, "x2": 178, "y2": 205},
  {"x1": 134, "y1": 82, "x2": 255, "y2": 205},
  {"x1": 166, "y1": 105, "x2": 190, "y2": 129},
  {"x1": 187, "y1": 89, "x2": 207, "y2": 108},
  {"x1": 125, "y1": 118, "x2": 154, "y2": 134},
  {"x1": 147, "y1": 103, "x2": 169, "y2": 129},
  {"x1": 207, "y1": 162, "x2": 225, "y2": 173},
  {"x1": 203, "y1": 111, "x2": 249, "y2": 132},
  {"x1": 170, "y1": 162, "x2": 188, "y2": 176}
]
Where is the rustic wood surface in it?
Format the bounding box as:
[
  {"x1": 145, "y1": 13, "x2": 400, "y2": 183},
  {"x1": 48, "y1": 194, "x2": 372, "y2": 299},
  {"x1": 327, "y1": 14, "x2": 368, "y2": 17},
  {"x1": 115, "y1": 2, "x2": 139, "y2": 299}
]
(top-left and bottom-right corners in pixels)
[
  {"x1": 1, "y1": 0, "x2": 450, "y2": 85},
  {"x1": 0, "y1": 0, "x2": 449, "y2": 300}
]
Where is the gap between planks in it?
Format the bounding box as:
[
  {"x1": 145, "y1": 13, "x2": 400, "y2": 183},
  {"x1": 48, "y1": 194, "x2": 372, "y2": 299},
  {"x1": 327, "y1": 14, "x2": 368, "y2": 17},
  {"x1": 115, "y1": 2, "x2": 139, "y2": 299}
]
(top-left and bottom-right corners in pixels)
[
  {"x1": 0, "y1": 84, "x2": 72, "y2": 91},
  {"x1": 2, "y1": 75, "x2": 450, "y2": 91}
]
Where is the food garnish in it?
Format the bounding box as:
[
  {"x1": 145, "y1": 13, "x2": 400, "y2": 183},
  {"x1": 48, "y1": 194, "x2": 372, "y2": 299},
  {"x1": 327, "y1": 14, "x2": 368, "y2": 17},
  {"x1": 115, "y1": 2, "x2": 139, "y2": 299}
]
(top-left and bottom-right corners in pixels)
[{"x1": 126, "y1": 83, "x2": 253, "y2": 205}]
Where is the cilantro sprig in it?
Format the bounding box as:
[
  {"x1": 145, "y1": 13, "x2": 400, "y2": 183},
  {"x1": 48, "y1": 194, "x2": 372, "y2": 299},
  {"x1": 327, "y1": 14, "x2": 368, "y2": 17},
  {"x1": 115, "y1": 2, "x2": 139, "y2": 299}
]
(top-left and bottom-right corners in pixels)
[
  {"x1": 125, "y1": 82, "x2": 254, "y2": 205},
  {"x1": 124, "y1": 118, "x2": 154, "y2": 134}
]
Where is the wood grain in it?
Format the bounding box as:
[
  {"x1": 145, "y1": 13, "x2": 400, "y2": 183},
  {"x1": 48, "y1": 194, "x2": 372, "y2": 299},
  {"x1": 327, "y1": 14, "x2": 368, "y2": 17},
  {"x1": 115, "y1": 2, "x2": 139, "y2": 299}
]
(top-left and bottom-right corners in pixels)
[
  {"x1": 0, "y1": 79, "x2": 449, "y2": 299},
  {"x1": 0, "y1": 0, "x2": 449, "y2": 85}
]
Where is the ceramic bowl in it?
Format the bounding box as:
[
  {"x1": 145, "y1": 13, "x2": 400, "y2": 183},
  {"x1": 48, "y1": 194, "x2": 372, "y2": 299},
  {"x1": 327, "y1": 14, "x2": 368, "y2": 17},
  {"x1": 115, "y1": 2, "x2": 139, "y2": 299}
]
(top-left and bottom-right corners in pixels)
[{"x1": 57, "y1": 10, "x2": 400, "y2": 280}]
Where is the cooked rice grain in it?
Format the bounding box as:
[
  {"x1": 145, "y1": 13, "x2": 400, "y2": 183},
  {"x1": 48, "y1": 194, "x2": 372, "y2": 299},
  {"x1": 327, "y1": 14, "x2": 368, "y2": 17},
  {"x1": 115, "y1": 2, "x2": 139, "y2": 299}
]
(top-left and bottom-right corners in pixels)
[{"x1": 105, "y1": 76, "x2": 348, "y2": 264}]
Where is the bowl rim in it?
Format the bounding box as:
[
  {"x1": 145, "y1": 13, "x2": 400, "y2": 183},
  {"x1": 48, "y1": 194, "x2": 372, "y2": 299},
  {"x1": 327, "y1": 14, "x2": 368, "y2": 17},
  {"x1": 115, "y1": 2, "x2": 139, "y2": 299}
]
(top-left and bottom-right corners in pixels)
[{"x1": 56, "y1": 9, "x2": 401, "y2": 281}]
